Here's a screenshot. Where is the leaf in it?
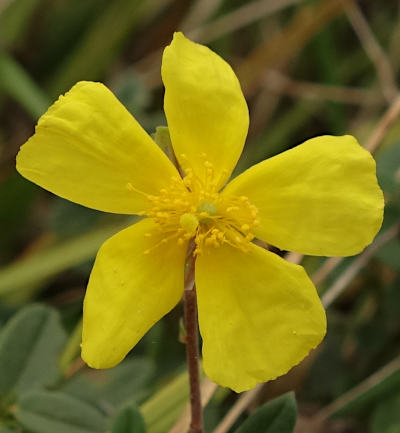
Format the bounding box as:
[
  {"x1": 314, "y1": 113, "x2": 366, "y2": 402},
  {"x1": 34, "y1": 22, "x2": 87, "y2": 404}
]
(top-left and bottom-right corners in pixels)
[
  {"x1": 50, "y1": 199, "x2": 102, "y2": 239},
  {"x1": 112, "y1": 406, "x2": 146, "y2": 433},
  {"x1": 45, "y1": 0, "x2": 172, "y2": 96},
  {"x1": 234, "y1": 392, "x2": 297, "y2": 433},
  {"x1": 141, "y1": 371, "x2": 190, "y2": 433},
  {"x1": 376, "y1": 141, "x2": 400, "y2": 203},
  {"x1": 62, "y1": 357, "x2": 154, "y2": 409},
  {"x1": 0, "y1": 0, "x2": 43, "y2": 48},
  {"x1": 0, "y1": 428, "x2": 16, "y2": 433},
  {"x1": 0, "y1": 304, "x2": 66, "y2": 398},
  {"x1": 371, "y1": 393, "x2": 400, "y2": 433},
  {"x1": 0, "y1": 220, "x2": 132, "y2": 298},
  {"x1": 14, "y1": 391, "x2": 107, "y2": 433},
  {"x1": 0, "y1": 54, "x2": 50, "y2": 119}
]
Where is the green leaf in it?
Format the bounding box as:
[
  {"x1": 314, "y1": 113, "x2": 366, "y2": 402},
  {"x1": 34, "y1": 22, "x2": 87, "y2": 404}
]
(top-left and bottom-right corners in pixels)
[
  {"x1": 371, "y1": 393, "x2": 400, "y2": 433},
  {"x1": 0, "y1": 304, "x2": 66, "y2": 398},
  {"x1": 141, "y1": 371, "x2": 190, "y2": 433},
  {"x1": 112, "y1": 406, "x2": 146, "y2": 433},
  {"x1": 14, "y1": 391, "x2": 107, "y2": 433},
  {"x1": 234, "y1": 392, "x2": 297, "y2": 433},
  {"x1": 46, "y1": 0, "x2": 171, "y2": 96},
  {"x1": 50, "y1": 199, "x2": 102, "y2": 239},
  {"x1": 0, "y1": 0, "x2": 43, "y2": 48},
  {"x1": 0, "y1": 427, "x2": 17, "y2": 433},
  {"x1": 376, "y1": 141, "x2": 400, "y2": 203},
  {"x1": 63, "y1": 357, "x2": 154, "y2": 409},
  {"x1": 0, "y1": 220, "x2": 132, "y2": 298},
  {"x1": 0, "y1": 54, "x2": 50, "y2": 119}
]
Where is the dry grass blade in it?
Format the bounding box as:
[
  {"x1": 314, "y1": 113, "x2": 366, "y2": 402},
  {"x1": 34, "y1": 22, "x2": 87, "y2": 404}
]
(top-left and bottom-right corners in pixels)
[
  {"x1": 312, "y1": 257, "x2": 343, "y2": 286},
  {"x1": 189, "y1": 0, "x2": 301, "y2": 42},
  {"x1": 180, "y1": 0, "x2": 224, "y2": 34},
  {"x1": 237, "y1": 0, "x2": 352, "y2": 95},
  {"x1": 321, "y1": 224, "x2": 399, "y2": 308},
  {"x1": 169, "y1": 378, "x2": 218, "y2": 433},
  {"x1": 365, "y1": 93, "x2": 400, "y2": 153},
  {"x1": 262, "y1": 70, "x2": 382, "y2": 106},
  {"x1": 345, "y1": 2, "x2": 398, "y2": 103},
  {"x1": 213, "y1": 385, "x2": 263, "y2": 433},
  {"x1": 311, "y1": 354, "x2": 400, "y2": 424},
  {"x1": 137, "y1": 0, "x2": 300, "y2": 90}
]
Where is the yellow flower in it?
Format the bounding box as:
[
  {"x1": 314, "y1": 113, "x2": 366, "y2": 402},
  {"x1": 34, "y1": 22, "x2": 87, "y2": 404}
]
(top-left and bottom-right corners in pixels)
[{"x1": 16, "y1": 32, "x2": 384, "y2": 392}]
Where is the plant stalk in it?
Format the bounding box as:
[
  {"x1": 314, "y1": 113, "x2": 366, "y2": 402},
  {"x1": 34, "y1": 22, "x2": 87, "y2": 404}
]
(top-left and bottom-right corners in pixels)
[{"x1": 183, "y1": 252, "x2": 204, "y2": 433}]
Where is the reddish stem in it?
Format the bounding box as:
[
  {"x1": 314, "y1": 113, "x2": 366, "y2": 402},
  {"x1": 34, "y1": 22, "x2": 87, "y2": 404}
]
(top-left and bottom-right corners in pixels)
[{"x1": 183, "y1": 252, "x2": 204, "y2": 433}]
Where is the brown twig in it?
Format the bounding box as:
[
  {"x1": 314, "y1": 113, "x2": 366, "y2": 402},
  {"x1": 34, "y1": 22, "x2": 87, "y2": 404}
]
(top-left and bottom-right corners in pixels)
[{"x1": 183, "y1": 251, "x2": 203, "y2": 433}]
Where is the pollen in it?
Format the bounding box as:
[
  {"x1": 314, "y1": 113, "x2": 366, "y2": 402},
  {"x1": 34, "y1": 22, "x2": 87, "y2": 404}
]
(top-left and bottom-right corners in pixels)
[{"x1": 133, "y1": 154, "x2": 259, "y2": 256}]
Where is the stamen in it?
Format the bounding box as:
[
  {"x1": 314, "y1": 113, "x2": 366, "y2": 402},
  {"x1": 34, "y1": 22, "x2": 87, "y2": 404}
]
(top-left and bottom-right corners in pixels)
[{"x1": 138, "y1": 151, "x2": 259, "y2": 256}]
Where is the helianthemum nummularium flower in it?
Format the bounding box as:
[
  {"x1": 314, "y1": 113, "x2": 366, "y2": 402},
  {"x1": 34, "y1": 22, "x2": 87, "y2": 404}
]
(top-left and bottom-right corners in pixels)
[{"x1": 16, "y1": 32, "x2": 383, "y2": 392}]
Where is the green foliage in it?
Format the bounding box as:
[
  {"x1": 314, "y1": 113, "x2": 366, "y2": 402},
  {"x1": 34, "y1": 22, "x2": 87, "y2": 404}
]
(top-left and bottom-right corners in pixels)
[
  {"x1": 141, "y1": 371, "x2": 189, "y2": 433},
  {"x1": 0, "y1": 54, "x2": 50, "y2": 119},
  {"x1": 376, "y1": 141, "x2": 400, "y2": 204},
  {"x1": 112, "y1": 406, "x2": 146, "y2": 433},
  {"x1": 234, "y1": 393, "x2": 297, "y2": 433},
  {"x1": 0, "y1": 220, "x2": 132, "y2": 298},
  {"x1": 62, "y1": 358, "x2": 154, "y2": 409},
  {"x1": 0, "y1": 0, "x2": 43, "y2": 48},
  {"x1": 370, "y1": 393, "x2": 400, "y2": 433},
  {"x1": 14, "y1": 391, "x2": 108, "y2": 433},
  {"x1": 45, "y1": 0, "x2": 164, "y2": 96},
  {"x1": 0, "y1": 304, "x2": 66, "y2": 399}
]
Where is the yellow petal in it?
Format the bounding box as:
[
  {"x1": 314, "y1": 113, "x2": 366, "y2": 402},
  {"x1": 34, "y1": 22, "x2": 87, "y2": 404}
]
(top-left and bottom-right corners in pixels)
[
  {"x1": 224, "y1": 135, "x2": 384, "y2": 256},
  {"x1": 162, "y1": 32, "x2": 249, "y2": 189},
  {"x1": 17, "y1": 81, "x2": 180, "y2": 214},
  {"x1": 196, "y1": 243, "x2": 326, "y2": 392},
  {"x1": 81, "y1": 218, "x2": 187, "y2": 368}
]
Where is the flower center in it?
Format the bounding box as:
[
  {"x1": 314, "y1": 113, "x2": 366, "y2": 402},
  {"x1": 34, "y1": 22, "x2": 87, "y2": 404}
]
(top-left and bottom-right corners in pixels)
[{"x1": 127, "y1": 156, "x2": 258, "y2": 255}]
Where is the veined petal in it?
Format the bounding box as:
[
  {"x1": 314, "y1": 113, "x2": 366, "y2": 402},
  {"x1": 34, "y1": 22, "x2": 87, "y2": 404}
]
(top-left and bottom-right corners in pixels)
[
  {"x1": 196, "y1": 243, "x2": 326, "y2": 392},
  {"x1": 162, "y1": 32, "x2": 249, "y2": 189},
  {"x1": 81, "y1": 218, "x2": 187, "y2": 368},
  {"x1": 17, "y1": 81, "x2": 180, "y2": 214},
  {"x1": 224, "y1": 135, "x2": 384, "y2": 256}
]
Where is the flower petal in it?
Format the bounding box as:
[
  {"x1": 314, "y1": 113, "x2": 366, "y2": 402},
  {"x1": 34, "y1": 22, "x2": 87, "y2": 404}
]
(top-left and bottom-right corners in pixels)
[
  {"x1": 196, "y1": 243, "x2": 326, "y2": 392},
  {"x1": 162, "y1": 32, "x2": 249, "y2": 189},
  {"x1": 223, "y1": 135, "x2": 384, "y2": 256},
  {"x1": 17, "y1": 81, "x2": 180, "y2": 214},
  {"x1": 81, "y1": 218, "x2": 187, "y2": 368}
]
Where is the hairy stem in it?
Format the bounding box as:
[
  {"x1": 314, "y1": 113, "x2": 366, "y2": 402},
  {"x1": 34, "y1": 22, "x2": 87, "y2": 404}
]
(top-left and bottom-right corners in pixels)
[{"x1": 183, "y1": 251, "x2": 203, "y2": 433}]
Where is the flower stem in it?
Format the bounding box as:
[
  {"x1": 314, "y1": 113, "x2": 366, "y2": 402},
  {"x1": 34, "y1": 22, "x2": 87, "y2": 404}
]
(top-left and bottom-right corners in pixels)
[{"x1": 183, "y1": 252, "x2": 204, "y2": 433}]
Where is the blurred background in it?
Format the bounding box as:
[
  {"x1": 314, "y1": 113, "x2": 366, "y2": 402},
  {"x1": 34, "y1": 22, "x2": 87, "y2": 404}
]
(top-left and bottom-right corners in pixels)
[{"x1": 0, "y1": 0, "x2": 400, "y2": 432}]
